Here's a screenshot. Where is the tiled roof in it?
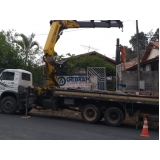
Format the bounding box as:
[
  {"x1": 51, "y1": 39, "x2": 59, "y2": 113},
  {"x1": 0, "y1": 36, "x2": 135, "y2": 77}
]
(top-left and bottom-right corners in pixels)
[
  {"x1": 152, "y1": 41, "x2": 159, "y2": 48},
  {"x1": 125, "y1": 57, "x2": 138, "y2": 69},
  {"x1": 125, "y1": 51, "x2": 145, "y2": 69}
]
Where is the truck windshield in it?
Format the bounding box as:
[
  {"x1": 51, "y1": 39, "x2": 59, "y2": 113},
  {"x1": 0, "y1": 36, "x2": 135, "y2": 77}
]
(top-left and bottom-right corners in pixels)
[{"x1": 22, "y1": 73, "x2": 31, "y2": 81}]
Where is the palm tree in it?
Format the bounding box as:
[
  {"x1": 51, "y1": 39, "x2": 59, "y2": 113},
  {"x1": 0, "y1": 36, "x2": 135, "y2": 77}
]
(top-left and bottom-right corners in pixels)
[{"x1": 14, "y1": 33, "x2": 40, "y2": 66}]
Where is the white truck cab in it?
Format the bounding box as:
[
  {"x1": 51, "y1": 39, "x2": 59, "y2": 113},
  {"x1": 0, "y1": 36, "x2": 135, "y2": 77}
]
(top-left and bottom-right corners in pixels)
[{"x1": 0, "y1": 69, "x2": 36, "y2": 114}]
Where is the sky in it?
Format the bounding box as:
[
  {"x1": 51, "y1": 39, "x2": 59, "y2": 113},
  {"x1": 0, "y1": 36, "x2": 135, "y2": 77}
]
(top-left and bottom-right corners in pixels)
[
  {"x1": 0, "y1": 0, "x2": 159, "y2": 160},
  {"x1": 0, "y1": 1, "x2": 159, "y2": 60}
]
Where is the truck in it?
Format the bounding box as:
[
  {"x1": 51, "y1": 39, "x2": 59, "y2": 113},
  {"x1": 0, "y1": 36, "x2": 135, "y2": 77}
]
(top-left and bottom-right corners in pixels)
[
  {"x1": 0, "y1": 68, "x2": 36, "y2": 114},
  {"x1": 0, "y1": 20, "x2": 159, "y2": 127}
]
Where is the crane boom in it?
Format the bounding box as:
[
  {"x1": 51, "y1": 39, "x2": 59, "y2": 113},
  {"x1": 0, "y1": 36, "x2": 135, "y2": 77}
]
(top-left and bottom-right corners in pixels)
[{"x1": 44, "y1": 20, "x2": 123, "y2": 56}]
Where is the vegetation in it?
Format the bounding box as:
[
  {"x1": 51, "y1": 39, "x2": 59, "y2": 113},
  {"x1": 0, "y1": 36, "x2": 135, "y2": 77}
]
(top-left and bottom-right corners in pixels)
[
  {"x1": 0, "y1": 27, "x2": 158, "y2": 87},
  {"x1": 0, "y1": 30, "x2": 43, "y2": 86},
  {"x1": 125, "y1": 28, "x2": 159, "y2": 61}
]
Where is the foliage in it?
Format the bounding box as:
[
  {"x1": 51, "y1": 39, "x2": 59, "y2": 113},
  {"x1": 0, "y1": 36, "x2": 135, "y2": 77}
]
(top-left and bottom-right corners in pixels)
[
  {"x1": 151, "y1": 28, "x2": 159, "y2": 41},
  {"x1": 0, "y1": 30, "x2": 43, "y2": 86},
  {"x1": 123, "y1": 46, "x2": 136, "y2": 61},
  {"x1": 129, "y1": 32, "x2": 148, "y2": 51},
  {"x1": 14, "y1": 33, "x2": 41, "y2": 66},
  {"x1": 66, "y1": 54, "x2": 116, "y2": 76},
  {"x1": 0, "y1": 30, "x2": 24, "y2": 68},
  {"x1": 126, "y1": 28, "x2": 159, "y2": 62}
]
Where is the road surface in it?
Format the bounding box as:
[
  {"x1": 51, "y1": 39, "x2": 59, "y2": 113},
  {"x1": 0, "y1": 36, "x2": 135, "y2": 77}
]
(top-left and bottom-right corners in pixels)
[{"x1": 0, "y1": 112, "x2": 159, "y2": 140}]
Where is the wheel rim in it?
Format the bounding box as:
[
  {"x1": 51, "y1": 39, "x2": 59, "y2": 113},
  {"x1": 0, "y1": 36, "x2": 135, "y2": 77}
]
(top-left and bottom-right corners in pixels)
[
  {"x1": 108, "y1": 111, "x2": 120, "y2": 124},
  {"x1": 2, "y1": 100, "x2": 14, "y2": 112},
  {"x1": 83, "y1": 107, "x2": 97, "y2": 122}
]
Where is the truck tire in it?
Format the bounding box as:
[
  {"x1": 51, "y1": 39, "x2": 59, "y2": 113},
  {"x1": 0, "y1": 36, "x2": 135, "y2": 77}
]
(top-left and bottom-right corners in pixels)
[
  {"x1": 0, "y1": 96, "x2": 17, "y2": 114},
  {"x1": 81, "y1": 104, "x2": 101, "y2": 124},
  {"x1": 18, "y1": 108, "x2": 32, "y2": 114},
  {"x1": 104, "y1": 107, "x2": 124, "y2": 127}
]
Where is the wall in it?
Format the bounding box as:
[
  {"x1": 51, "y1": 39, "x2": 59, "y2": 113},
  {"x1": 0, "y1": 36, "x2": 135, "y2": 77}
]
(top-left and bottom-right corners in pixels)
[
  {"x1": 121, "y1": 71, "x2": 159, "y2": 91},
  {"x1": 147, "y1": 49, "x2": 159, "y2": 60}
]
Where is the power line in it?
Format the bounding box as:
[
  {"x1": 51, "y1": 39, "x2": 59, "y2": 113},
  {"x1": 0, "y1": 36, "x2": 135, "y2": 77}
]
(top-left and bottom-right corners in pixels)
[
  {"x1": 123, "y1": 20, "x2": 132, "y2": 22},
  {"x1": 81, "y1": 45, "x2": 99, "y2": 52},
  {"x1": 35, "y1": 28, "x2": 90, "y2": 36}
]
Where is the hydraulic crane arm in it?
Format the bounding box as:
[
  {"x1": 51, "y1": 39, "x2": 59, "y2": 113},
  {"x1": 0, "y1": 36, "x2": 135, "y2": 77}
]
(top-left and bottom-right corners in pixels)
[
  {"x1": 44, "y1": 20, "x2": 123, "y2": 56},
  {"x1": 37, "y1": 20, "x2": 123, "y2": 95}
]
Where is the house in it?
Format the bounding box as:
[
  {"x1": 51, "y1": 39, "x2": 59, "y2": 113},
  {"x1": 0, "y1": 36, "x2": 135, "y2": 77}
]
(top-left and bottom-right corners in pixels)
[
  {"x1": 72, "y1": 51, "x2": 116, "y2": 74},
  {"x1": 125, "y1": 41, "x2": 159, "y2": 71},
  {"x1": 120, "y1": 41, "x2": 159, "y2": 92}
]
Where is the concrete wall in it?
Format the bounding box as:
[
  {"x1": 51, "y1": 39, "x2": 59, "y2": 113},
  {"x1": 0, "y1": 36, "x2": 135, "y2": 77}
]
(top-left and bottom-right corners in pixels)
[{"x1": 122, "y1": 71, "x2": 159, "y2": 91}]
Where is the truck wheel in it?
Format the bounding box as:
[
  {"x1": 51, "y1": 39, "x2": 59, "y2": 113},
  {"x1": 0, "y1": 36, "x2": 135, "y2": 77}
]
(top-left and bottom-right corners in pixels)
[
  {"x1": 104, "y1": 107, "x2": 124, "y2": 127},
  {"x1": 18, "y1": 108, "x2": 32, "y2": 114},
  {"x1": 0, "y1": 96, "x2": 17, "y2": 114},
  {"x1": 81, "y1": 104, "x2": 101, "y2": 124}
]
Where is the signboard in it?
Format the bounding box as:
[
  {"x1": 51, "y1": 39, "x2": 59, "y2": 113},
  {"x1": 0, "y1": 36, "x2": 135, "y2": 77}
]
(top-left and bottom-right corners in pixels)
[
  {"x1": 58, "y1": 76, "x2": 92, "y2": 90},
  {"x1": 118, "y1": 84, "x2": 126, "y2": 88}
]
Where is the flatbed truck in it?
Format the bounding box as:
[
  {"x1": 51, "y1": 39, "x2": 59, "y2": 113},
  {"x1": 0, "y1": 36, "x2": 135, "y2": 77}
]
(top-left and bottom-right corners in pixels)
[{"x1": 0, "y1": 20, "x2": 158, "y2": 127}]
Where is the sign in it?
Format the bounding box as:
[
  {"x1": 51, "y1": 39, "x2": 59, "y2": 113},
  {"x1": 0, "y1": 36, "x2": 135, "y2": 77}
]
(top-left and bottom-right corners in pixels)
[
  {"x1": 58, "y1": 76, "x2": 92, "y2": 90},
  {"x1": 118, "y1": 84, "x2": 126, "y2": 88}
]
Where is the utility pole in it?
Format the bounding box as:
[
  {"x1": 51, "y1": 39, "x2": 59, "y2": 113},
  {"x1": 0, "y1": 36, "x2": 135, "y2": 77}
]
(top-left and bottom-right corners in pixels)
[{"x1": 136, "y1": 20, "x2": 140, "y2": 90}]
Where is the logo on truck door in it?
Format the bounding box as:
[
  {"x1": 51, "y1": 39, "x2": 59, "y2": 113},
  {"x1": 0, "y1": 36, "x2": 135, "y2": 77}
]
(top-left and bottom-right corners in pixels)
[{"x1": 0, "y1": 82, "x2": 14, "y2": 88}]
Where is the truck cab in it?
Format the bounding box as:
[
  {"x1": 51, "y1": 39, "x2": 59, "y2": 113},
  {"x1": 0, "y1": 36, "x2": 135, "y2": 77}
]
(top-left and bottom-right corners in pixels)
[{"x1": 0, "y1": 69, "x2": 36, "y2": 114}]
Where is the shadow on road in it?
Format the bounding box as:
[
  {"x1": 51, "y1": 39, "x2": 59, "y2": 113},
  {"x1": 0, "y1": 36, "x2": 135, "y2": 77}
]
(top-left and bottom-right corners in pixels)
[{"x1": 0, "y1": 111, "x2": 159, "y2": 132}]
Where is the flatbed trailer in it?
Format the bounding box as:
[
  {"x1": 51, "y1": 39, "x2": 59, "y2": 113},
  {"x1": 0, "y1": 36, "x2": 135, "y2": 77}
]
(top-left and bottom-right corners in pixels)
[{"x1": 38, "y1": 88, "x2": 159, "y2": 126}]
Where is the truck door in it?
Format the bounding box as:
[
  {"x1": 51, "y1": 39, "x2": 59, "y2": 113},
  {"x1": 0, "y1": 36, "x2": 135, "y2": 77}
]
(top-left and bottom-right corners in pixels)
[{"x1": 0, "y1": 71, "x2": 17, "y2": 93}]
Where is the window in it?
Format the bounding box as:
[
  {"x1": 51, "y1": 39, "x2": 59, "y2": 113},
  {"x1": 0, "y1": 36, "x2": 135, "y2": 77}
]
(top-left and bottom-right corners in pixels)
[
  {"x1": 1, "y1": 72, "x2": 15, "y2": 81},
  {"x1": 22, "y1": 73, "x2": 31, "y2": 81},
  {"x1": 145, "y1": 64, "x2": 151, "y2": 71}
]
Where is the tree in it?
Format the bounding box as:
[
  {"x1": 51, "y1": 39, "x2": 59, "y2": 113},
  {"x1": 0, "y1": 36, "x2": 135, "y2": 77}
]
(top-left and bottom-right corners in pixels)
[
  {"x1": 14, "y1": 33, "x2": 40, "y2": 66},
  {"x1": 129, "y1": 32, "x2": 148, "y2": 51},
  {"x1": 123, "y1": 46, "x2": 136, "y2": 61},
  {"x1": 0, "y1": 30, "x2": 24, "y2": 69},
  {"x1": 151, "y1": 28, "x2": 159, "y2": 41},
  {"x1": 0, "y1": 30, "x2": 43, "y2": 86},
  {"x1": 66, "y1": 54, "x2": 116, "y2": 76}
]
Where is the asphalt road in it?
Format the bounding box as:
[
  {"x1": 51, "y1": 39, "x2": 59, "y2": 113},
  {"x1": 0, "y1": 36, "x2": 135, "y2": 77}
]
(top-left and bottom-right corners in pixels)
[{"x1": 0, "y1": 112, "x2": 159, "y2": 140}]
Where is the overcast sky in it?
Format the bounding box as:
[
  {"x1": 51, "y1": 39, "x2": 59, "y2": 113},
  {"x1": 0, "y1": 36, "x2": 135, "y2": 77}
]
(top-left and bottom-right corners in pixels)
[{"x1": 0, "y1": 1, "x2": 159, "y2": 60}]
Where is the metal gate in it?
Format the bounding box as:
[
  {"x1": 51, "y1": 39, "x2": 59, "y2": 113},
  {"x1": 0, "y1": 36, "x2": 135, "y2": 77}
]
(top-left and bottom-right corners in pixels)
[{"x1": 87, "y1": 67, "x2": 106, "y2": 90}]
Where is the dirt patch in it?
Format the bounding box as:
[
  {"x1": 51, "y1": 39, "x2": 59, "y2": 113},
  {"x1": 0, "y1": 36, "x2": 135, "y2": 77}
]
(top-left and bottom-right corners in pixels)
[
  {"x1": 123, "y1": 114, "x2": 159, "y2": 129},
  {"x1": 31, "y1": 108, "x2": 81, "y2": 118},
  {"x1": 30, "y1": 108, "x2": 159, "y2": 129}
]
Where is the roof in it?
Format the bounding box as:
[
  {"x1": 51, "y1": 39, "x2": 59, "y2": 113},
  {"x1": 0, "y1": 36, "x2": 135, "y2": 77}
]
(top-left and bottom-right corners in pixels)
[
  {"x1": 126, "y1": 56, "x2": 159, "y2": 71},
  {"x1": 141, "y1": 41, "x2": 159, "y2": 62},
  {"x1": 2, "y1": 69, "x2": 32, "y2": 74},
  {"x1": 125, "y1": 57, "x2": 138, "y2": 69},
  {"x1": 125, "y1": 51, "x2": 145, "y2": 70},
  {"x1": 75, "y1": 51, "x2": 116, "y2": 65}
]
